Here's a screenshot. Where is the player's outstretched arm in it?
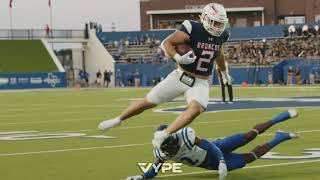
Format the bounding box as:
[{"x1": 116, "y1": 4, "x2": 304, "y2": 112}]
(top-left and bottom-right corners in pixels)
[
  {"x1": 195, "y1": 136, "x2": 228, "y2": 180},
  {"x1": 127, "y1": 159, "x2": 164, "y2": 180}
]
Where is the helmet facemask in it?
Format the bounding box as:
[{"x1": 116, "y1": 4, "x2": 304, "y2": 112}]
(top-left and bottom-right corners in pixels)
[
  {"x1": 160, "y1": 134, "x2": 180, "y2": 157},
  {"x1": 200, "y1": 3, "x2": 228, "y2": 36}
]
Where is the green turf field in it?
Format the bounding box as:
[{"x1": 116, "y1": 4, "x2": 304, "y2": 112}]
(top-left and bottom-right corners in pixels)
[{"x1": 0, "y1": 86, "x2": 320, "y2": 180}]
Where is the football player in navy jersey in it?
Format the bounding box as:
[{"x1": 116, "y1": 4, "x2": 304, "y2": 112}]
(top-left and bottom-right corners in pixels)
[
  {"x1": 127, "y1": 110, "x2": 299, "y2": 180},
  {"x1": 98, "y1": 3, "x2": 232, "y2": 149}
]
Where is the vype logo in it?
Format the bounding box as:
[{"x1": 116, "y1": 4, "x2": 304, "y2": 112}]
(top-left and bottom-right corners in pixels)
[{"x1": 137, "y1": 163, "x2": 183, "y2": 173}]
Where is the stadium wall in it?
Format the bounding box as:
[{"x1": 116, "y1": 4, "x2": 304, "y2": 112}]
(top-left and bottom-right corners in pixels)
[
  {"x1": 273, "y1": 59, "x2": 320, "y2": 84},
  {"x1": 115, "y1": 59, "x2": 319, "y2": 86},
  {"x1": 0, "y1": 72, "x2": 67, "y2": 89},
  {"x1": 85, "y1": 30, "x2": 115, "y2": 86},
  {"x1": 0, "y1": 40, "x2": 67, "y2": 89}
]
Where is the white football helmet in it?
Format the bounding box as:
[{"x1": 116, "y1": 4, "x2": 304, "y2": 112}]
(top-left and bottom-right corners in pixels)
[{"x1": 200, "y1": 3, "x2": 228, "y2": 36}]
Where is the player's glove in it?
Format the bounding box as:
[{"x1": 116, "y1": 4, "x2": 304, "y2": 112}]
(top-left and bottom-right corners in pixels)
[
  {"x1": 220, "y1": 71, "x2": 232, "y2": 85},
  {"x1": 126, "y1": 175, "x2": 144, "y2": 180},
  {"x1": 173, "y1": 51, "x2": 197, "y2": 64},
  {"x1": 218, "y1": 160, "x2": 228, "y2": 180},
  {"x1": 152, "y1": 129, "x2": 170, "y2": 149}
]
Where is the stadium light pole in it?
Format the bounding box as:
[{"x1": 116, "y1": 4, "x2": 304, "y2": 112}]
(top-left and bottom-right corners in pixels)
[
  {"x1": 9, "y1": 0, "x2": 13, "y2": 39},
  {"x1": 49, "y1": 0, "x2": 54, "y2": 50},
  {"x1": 49, "y1": 0, "x2": 53, "y2": 38}
]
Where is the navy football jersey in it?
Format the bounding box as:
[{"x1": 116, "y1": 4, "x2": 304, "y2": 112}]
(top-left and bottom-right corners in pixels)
[{"x1": 179, "y1": 20, "x2": 229, "y2": 76}]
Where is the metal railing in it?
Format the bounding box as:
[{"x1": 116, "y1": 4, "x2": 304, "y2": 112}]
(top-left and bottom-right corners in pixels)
[{"x1": 0, "y1": 29, "x2": 85, "y2": 40}]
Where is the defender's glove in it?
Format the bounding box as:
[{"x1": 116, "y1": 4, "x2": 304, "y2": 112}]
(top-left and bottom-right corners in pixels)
[
  {"x1": 174, "y1": 51, "x2": 196, "y2": 64},
  {"x1": 152, "y1": 130, "x2": 170, "y2": 149},
  {"x1": 218, "y1": 160, "x2": 228, "y2": 180},
  {"x1": 220, "y1": 71, "x2": 232, "y2": 85},
  {"x1": 126, "y1": 175, "x2": 144, "y2": 180}
]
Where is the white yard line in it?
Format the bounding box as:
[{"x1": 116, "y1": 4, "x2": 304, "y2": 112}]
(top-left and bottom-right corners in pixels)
[
  {"x1": 155, "y1": 159, "x2": 320, "y2": 178},
  {"x1": 0, "y1": 129, "x2": 319, "y2": 157},
  {"x1": 1, "y1": 111, "x2": 319, "y2": 129}
]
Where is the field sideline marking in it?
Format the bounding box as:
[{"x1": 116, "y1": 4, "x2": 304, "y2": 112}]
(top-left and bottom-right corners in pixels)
[
  {"x1": 0, "y1": 129, "x2": 319, "y2": 157},
  {"x1": 155, "y1": 159, "x2": 320, "y2": 179}
]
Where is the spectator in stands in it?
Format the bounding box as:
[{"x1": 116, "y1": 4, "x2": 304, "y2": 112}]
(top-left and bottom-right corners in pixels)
[
  {"x1": 126, "y1": 56, "x2": 133, "y2": 63},
  {"x1": 126, "y1": 72, "x2": 134, "y2": 86},
  {"x1": 78, "y1": 70, "x2": 85, "y2": 86},
  {"x1": 302, "y1": 25, "x2": 309, "y2": 37},
  {"x1": 268, "y1": 68, "x2": 273, "y2": 85},
  {"x1": 134, "y1": 69, "x2": 141, "y2": 88},
  {"x1": 114, "y1": 40, "x2": 119, "y2": 48},
  {"x1": 295, "y1": 66, "x2": 301, "y2": 85},
  {"x1": 287, "y1": 66, "x2": 293, "y2": 85},
  {"x1": 314, "y1": 25, "x2": 319, "y2": 37},
  {"x1": 104, "y1": 70, "x2": 112, "y2": 87},
  {"x1": 133, "y1": 36, "x2": 139, "y2": 45},
  {"x1": 309, "y1": 69, "x2": 316, "y2": 84},
  {"x1": 96, "y1": 70, "x2": 102, "y2": 87},
  {"x1": 84, "y1": 70, "x2": 89, "y2": 86},
  {"x1": 45, "y1": 24, "x2": 51, "y2": 38},
  {"x1": 124, "y1": 37, "x2": 130, "y2": 47},
  {"x1": 115, "y1": 69, "x2": 123, "y2": 87},
  {"x1": 260, "y1": 39, "x2": 267, "y2": 64},
  {"x1": 98, "y1": 24, "x2": 103, "y2": 32},
  {"x1": 288, "y1": 25, "x2": 296, "y2": 37}
]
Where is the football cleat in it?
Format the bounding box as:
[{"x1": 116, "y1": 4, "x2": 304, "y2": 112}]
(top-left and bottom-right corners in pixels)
[
  {"x1": 98, "y1": 117, "x2": 121, "y2": 131},
  {"x1": 288, "y1": 109, "x2": 299, "y2": 118},
  {"x1": 275, "y1": 130, "x2": 298, "y2": 141}
]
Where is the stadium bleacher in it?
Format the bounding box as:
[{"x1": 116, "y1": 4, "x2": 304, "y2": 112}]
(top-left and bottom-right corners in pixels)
[{"x1": 97, "y1": 24, "x2": 319, "y2": 65}]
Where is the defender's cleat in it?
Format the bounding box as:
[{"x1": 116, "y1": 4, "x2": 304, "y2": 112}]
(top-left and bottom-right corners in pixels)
[
  {"x1": 275, "y1": 130, "x2": 298, "y2": 141},
  {"x1": 270, "y1": 109, "x2": 299, "y2": 125},
  {"x1": 98, "y1": 117, "x2": 121, "y2": 131},
  {"x1": 288, "y1": 109, "x2": 299, "y2": 118},
  {"x1": 268, "y1": 130, "x2": 298, "y2": 148}
]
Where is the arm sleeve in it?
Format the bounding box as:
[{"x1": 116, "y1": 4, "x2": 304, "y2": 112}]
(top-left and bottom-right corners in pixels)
[
  {"x1": 198, "y1": 139, "x2": 225, "y2": 161},
  {"x1": 143, "y1": 160, "x2": 164, "y2": 179},
  {"x1": 179, "y1": 20, "x2": 193, "y2": 35},
  {"x1": 181, "y1": 127, "x2": 196, "y2": 150},
  {"x1": 222, "y1": 30, "x2": 230, "y2": 43}
]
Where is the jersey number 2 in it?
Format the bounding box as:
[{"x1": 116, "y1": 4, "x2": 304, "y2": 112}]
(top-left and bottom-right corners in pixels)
[{"x1": 196, "y1": 50, "x2": 214, "y2": 72}]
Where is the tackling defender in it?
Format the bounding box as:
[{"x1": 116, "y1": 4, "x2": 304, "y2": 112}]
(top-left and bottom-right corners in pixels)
[
  {"x1": 127, "y1": 109, "x2": 299, "y2": 180},
  {"x1": 98, "y1": 3, "x2": 232, "y2": 149}
]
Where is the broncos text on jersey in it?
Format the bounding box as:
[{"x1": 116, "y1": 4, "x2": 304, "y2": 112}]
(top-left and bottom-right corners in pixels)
[{"x1": 179, "y1": 20, "x2": 230, "y2": 76}]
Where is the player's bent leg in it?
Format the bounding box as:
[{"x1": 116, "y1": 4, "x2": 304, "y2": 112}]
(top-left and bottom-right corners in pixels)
[
  {"x1": 119, "y1": 98, "x2": 157, "y2": 121},
  {"x1": 223, "y1": 153, "x2": 246, "y2": 171},
  {"x1": 244, "y1": 131, "x2": 298, "y2": 163},
  {"x1": 166, "y1": 100, "x2": 204, "y2": 134},
  {"x1": 212, "y1": 134, "x2": 247, "y2": 154},
  {"x1": 165, "y1": 78, "x2": 208, "y2": 134},
  {"x1": 243, "y1": 109, "x2": 299, "y2": 143},
  {"x1": 98, "y1": 98, "x2": 157, "y2": 131},
  {"x1": 98, "y1": 70, "x2": 187, "y2": 131}
]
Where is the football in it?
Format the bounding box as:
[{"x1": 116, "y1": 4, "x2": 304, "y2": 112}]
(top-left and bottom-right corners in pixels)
[{"x1": 175, "y1": 43, "x2": 192, "y2": 55}]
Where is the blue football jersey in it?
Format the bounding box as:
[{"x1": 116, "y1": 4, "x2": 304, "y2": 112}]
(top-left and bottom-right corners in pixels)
[{"x1": 179, "y1": 20, "x2": 230, "y2": 76}]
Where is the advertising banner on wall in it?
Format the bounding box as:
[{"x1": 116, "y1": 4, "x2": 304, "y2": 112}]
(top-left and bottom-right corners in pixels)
[{"x1": 0, "y1": 72, "x2": 67, "y2": 89}]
